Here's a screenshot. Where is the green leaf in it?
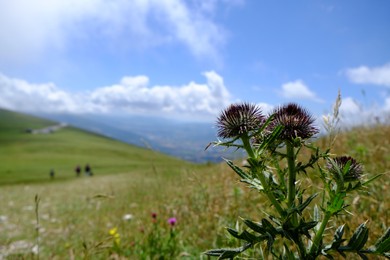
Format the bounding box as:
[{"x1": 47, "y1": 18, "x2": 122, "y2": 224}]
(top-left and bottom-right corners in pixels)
[
  {"x1": 347, "y1": 222, "x2": 369, "y2": 250},
  {"x1": 334, "y1": 224, "x2": 345, "y2": 244},
  {"x1": 227, "y1": 228, "x2": 264, "y2": 243},
  {"x1": 204, "y1": 243, "x2": 252, "y2": 259},
  {"x1": 374, "y1": 228, "x2": 390, "y2": 253},
  {"x1": 296, "y1": 193, "x2": 318, "y2": 215},
  {"x1": 261, "y1": 218, "x2": 278, "y2": 237},
  {"x1": 298, "y1": 220, "x2": 318, "y2": 238},
  {"x1": 259, "y1": 124, "x2": 283, "y2": 151},
  {"x1": 323, "y1": 224, "x2": 346, "y2": 253},
  {"x1": 374, "y1": 228, "x2": 390, "y2": 247},
  {"x1": 243, "y1": 219, "x2": 266, "y2": 235},
  {"x1": 224, "y1": 159, "x2": 249, "y2": 179},
  {"x1": 362, "y1": 173, "x2": 383, "y2": 187},
  {"x1": 328, "y1": 192, "x2": 346, "y2": 215}
]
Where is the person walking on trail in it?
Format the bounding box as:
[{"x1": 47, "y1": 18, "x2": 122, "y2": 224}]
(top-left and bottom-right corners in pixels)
[
  {"x1": 85, "y1": 164, "x2": 92, "y2": 176},
  {"x1": 75, "y1": 165, "x2": 81, "y2": 177},
  {"x1": 50, "y1": 169, "x2": 55, "y2": 179}
]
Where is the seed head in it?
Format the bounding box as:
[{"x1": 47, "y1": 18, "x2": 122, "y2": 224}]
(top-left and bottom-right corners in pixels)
[
  {"x1": 327, "y1": 156, "x2": 363, "y2": 182},
  {"x1": 270, "y1": 103, "x2": 318, "y2": 141},
  {"x1": 216, "y1": 103, "x2": 265, "y2": 139}
]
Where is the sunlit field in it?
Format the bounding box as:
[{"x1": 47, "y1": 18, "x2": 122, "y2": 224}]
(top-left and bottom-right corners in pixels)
[{"x1": 1, "y1": 109, "x2": 389, "y2": 259}]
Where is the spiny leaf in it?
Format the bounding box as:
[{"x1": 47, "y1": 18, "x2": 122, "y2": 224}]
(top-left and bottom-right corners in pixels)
[
  {"x1": 374, "y1": 228, "x2": 390, "y2": 253},
  {"x1": 323, "y1": 225, "x2": 346, "y2": 254},
  {"x1": 296, "y1": 193, "x2": 318, "y2": 215},
  {"x1": 243, "y1": 219, "x2": 266, "y2": 235},
  {"x1": 362, "y1": 174, "x2": 383, "y2": 186},
  {"x1": 224, "y1": 159, "x2": 249, "y2": 180},
  {"x1": 261, "y1": 218, "x2": 278, "y2": 237},
  {"x1": 204, "y1": 243, "x2": 252, "y2": 259},
  {"x1": 227, "y1": 228, "x2": 262, "y2": 243},
  {"x1": 298, "y1": 220, "x2": 318, "y2": 238},
  {"x1": 375, "y1": 236, "x2": 390, "y2": 254},
  {"x1": 347, "y1": 222, "x2": 369, "y2": 250}
]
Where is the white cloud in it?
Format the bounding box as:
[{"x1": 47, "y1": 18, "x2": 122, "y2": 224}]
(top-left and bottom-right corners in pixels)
[
  {"x1": 257, "y1": 102, "x2": 274, "y2": 114},
  {"x1": 0, "y1": 71, "x2": 231, "y2": 119},
  {"x1": 337, "y1": 96, "x2": 390, "y2": 126},
  {"x1": 339, "y1": 97, "x2": 360, "y2": 115},
  {"x1": 0, "y1": 0, "x2": 228, "y2": 65},
  {"x1": 0, "y1": 73, "x2": 101, "y2": 114},
  {"x1": 280, "y1": 80, "x2": 322, "y2": 102},
  {"x1": 345, "y1": 63, "x2": 390, "y2": 87},
  {"x1": 385, "y1": 97, "x2": 390, "y2": 111}
]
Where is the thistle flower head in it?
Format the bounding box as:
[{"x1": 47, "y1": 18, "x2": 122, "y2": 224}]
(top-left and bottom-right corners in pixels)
[
  {"x1": 216, "y1": 103, "x2": 265, "y2": 139},
  {"x1": 270, "y1": 103, "x2": 318, "y2": 142},
  {"x1": 168, "y1": 217, "x2": 177, "y2": 226},
  {"x1": 327, "y1": 156, "x2": 363, "y2": 182}
]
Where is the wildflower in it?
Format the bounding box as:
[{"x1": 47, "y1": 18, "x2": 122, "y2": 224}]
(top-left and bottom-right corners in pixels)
[
  {"x1": 216, "y1": 103, "x2": 265, "y2": 139},
  {"x1": 327, "y1": 156, "x2": 363, "y2": 182},
  {"x1": 168, "y1": 217, "x2": 177, "y2": 227},
  {"x1": 32, "y1": 244, "x2": 39, "y2": 255},
  {"x1": 122, "y1": 214, "x2": 133, "y2": 221},
  {"x1": 151, "y1": 212, "x2": 157, "y2": 219},
  {"x1": 0, "y1": 215, "x2": 7, "y2": 222},
  {"x1": 270, "y1": 103, "x2": 318, "y2": 142},
  {"x1": 109, "y1": 227, "x2": 120, "y2": 245},
  {"x1": 109, "y1": 227, "x2": 118, "y2": 236}
]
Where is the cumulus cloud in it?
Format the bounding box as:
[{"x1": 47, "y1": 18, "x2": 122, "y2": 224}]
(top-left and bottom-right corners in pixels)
[
  {"x1": 0, "y1": 0, "x2": 228, "y2": 65},
  {"x1": 345, "y1": 63, "x2": 390, "y2": 87},
  {"x1": 0, "y1": 74, "x2": 88, "y2": 113},
  {"x1": 339, "y1": 97, "x2": 360, "y2": 115},
  {"x1": 280, "y1": 80, "x2": 322, "y2": 102},
  {"x1": 257, "y1": 102, "x2": 274, "y2": 114},
  {"x1": 336, "y1": 96, "x2": 390, "y2": 126},
  {"x1": 0, "y1": 71, "x2": 231, "y2": 119}
]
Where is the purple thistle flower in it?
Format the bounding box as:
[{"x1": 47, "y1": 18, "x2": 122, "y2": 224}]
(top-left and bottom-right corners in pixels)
[
  {"x1": 327, "y1": 156, "x2": 363, "y2": 182},
  {"x1": 168, "y1": 217, "x2": 177, "y2": 226},
  {"x1": 216, "y1": 103, "x2": 265, "y2": 139},
  {"x1": 270, "y1": 103, "x2": 319, "y2": 142}
]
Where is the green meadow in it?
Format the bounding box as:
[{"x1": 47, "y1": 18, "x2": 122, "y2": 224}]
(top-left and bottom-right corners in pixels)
[{"x1": 0, "y1": 109, "x2": 389, "y2": 259}]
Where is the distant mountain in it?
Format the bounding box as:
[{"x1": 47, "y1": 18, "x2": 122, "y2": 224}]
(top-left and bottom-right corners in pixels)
[{"x1": 35, "y1": 113, "x2": 239, "y2": 163}]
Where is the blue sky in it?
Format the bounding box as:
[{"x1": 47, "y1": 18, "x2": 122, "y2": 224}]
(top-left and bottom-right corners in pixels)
[{"x1": 1, "y1": 0, "x2": 390, "y2": 123}]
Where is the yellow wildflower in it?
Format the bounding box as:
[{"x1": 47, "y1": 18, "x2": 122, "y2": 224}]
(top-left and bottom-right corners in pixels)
[{"x1": 109, "y1": 227, "x2": 120, "y2": 245}]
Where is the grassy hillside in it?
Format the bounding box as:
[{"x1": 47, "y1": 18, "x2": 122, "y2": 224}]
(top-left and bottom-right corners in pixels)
[
  {"x1": 0, "y1": 109, "x2": 389, "y2": 258},
  {"x1": 0, "y1": 109, "x2": 190, "y2": 185}
]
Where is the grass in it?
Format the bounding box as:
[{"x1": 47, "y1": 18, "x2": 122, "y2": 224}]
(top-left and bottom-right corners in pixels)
[
  {"x1": 0, "y1": 109, "x2": 189, "y2": 185},
  {"x1": 0, "y1": 109, "x2": 389, "y2": 258}
]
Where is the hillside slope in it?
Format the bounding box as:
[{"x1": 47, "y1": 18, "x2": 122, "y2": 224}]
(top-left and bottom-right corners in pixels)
[{"x1": 0, "y1": 109, "x2": 190, "y2": 184}]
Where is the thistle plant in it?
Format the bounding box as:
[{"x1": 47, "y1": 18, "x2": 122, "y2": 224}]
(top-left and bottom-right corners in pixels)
[{"x1": 205, "y1": 102, "x2": 389, "y2": 259}]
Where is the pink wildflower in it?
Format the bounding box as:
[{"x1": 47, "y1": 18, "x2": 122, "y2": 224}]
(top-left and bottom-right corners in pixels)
[{"x1": 168, "y1": 217, "x2": 177, "y2": 226}]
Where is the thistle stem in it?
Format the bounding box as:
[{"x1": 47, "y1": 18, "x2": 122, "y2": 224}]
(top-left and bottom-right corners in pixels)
[
  {"x1": 241, "y1": 134, "x2": 255, "y2": 158},
  {"x1": 309, "y1": 211, "x2": 332, "y2": 257},
  {"x1": 255, "y1": 167, "x2": 285, "y2": 217},
  {"x1": 241, "y1": 134, "x2": 285, "y2": 217},
  {"x1": 286, "y1": 142, "x2": 298, "y2": 225}
]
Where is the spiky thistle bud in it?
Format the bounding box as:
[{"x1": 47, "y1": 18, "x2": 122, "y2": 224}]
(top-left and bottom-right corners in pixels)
[
  {"x1": 269, "y1": 103, "x2": 319, "y2": 142},
  {"x1": 216, "y1": 103, "x2": 265, "y2": 139},
  {"x1": 327, "y1": 156, "x2": 363, "y2": 182}
]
